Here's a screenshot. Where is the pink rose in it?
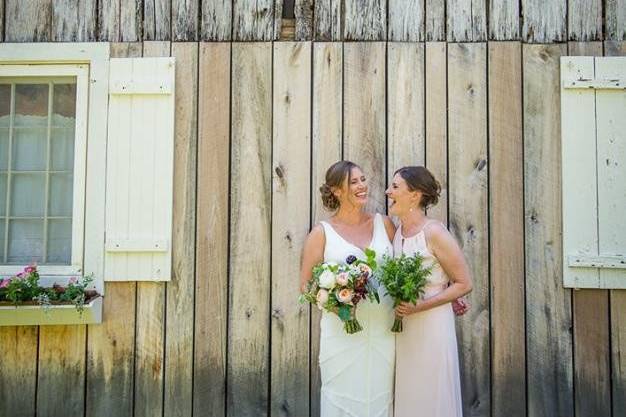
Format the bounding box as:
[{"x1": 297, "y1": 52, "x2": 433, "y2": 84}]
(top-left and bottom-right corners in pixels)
[
  {"x1": 336, "y1": 272, "x2": 349, "y2": 287},
  {"x1": 337, "y1": 288, "x2": 354, "y2": 304},
  {"x1": 316, "y1": 289, "x2": 329, "y2": 309},
  {"x1": 23, "y1": 265, "x2": 36, "y2": 274},
  {"x1": 0, "y1": 279, "x2": 9, "y2": 288}
]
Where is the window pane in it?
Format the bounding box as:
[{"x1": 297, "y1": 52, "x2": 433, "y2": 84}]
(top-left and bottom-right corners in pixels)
[
  {"x1": 14, "y1": 84, "x2": 48, "y2": 127},
  {"x1": 0, "y1": 128, "x2": 8, "y2": 170},
  {"x1": 13, "y1": 127, "x2": 47, "y2": 171},
  {"x1": 52, "y1": 84, "x2": 76, "y2": 128},
  {"x1": 11, "y1": 173, "x2": 45, "y2": 217},
  {"x1": 47, "y1": 218, "x2": 71, "y2": 264},
  {"x1": 49, "y1": 173, "x2": 73, "y2": 217},
  {"x1": 51, "y1": 128, "x2": 74, "y2": 171},
  {"x1": 7, "y1": 219, "x2": 43, "y2": 264},
  {"x1": 0, "y1": 84, "x2": 10, "y2": 127},
  {"x1": 0, "y1": 173, "x2": 6, "y2": 217}
]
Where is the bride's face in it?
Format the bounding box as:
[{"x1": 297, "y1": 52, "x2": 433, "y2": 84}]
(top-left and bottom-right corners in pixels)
[
  {"x1": 334, "y1": 167, "x2": 368, "y2": 209},
  {"x1": 386, "y1": 174, "x2": 421, "y2": 217}
]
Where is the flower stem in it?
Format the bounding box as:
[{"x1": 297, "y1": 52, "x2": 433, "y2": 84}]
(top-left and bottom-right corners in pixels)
[{"x1": 391, "y1": 316, "x2": 403, "y2": 333}]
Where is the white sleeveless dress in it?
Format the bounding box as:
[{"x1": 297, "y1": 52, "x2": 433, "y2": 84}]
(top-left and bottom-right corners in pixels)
[
  {"x1": 392, "y1": 221, "x2": 463, "y2": 417},
  {"x1": 318, "y1": 213, "x2": 395, "y2": 417}
]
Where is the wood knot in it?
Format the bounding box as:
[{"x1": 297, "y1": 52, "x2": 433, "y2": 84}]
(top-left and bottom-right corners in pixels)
[
  {"x1": 275, "y1": 165, "x2": 285, "y2": 179},
  {"x1": 475, "y1": 159, "x2": 487, "y2": 171},
  {"x1": 272, "y1": 308, "x2": 283, "y2": 319},
  {"x1": 529, "y1": 211, "x2": 538, "y2": 224},
  {"x1": 467, "y1": 84, "x2": 475, "y2": 95},
  {"x1": 245, "y1": 309, "x2": 253, "y2": 319}
]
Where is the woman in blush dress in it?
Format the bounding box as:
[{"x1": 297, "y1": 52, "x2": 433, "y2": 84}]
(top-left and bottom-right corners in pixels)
[
  {"x1": 300, "y1": 160, "x2": 396, "y2": 417},
  {"x1": 385, "y1": 166, "x2": 472, "y2": 417}
]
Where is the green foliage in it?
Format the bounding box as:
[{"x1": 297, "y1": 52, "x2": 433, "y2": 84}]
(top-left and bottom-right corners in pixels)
[
  {"x1": 378, "y1": 253, "x2": 432, "y2": 307},
  {"x1": 1, "y1": 269, "x2": 42, "y2": 304}
]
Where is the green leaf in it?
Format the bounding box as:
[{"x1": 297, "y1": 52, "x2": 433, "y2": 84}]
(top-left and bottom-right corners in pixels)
[{"x1": 338, "y1": 305, "x2": 351, "y2": 322}]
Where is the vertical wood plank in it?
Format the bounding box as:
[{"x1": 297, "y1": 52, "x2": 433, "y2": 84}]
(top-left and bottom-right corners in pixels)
[
  {"x1": 343, "y1": 0, "x2": 386, "y2": 41},
  {"x1": 271, "y1": 41, "x2": 312, "y2": 417},
  {"x1": 387, "y1": 42, "x2": 425, "y2": 170},
  {"x1": 448, "y1": 42, "x2": 489, "y2": 417},
  {"x1": 343, "y1": 42, "x2": 386, "y2": 214},
  {"x1": 5, "y1": 0, "x2": 52, "y2": 42},
  {"x1": 447, "y1": 0, "x2": 487, "y2": 41},
  {"x1": 565, "y1": 41, "x2": 611, "y2": 417},
  {"x1": 425, "y1": 42, "x2": 448, "y2": 224},
  {"x1": 37, "y1": 325, "x2": 86, "y2": 417},
  {"x1": 599, "y1": 41, "x2": 626, "y2": 417},
  {"x1": 0, "y1": 327, "x2": 38, "y2": 417},
  {"x1": 193, "y1": 42, "x2": 230, "y2": 417},
  {"x1": 522, "y1": 0, "x2": 567, "y2": 42},
  {"x1": 523, "y1": 43, "x2": 573, "y2": 417},
  {"x1": 568, "y1": 0, "x2": 602, "y2": 41},
  {"x1": 120, "y1": 0, "x2": 142, "y2": 41},
  {"x1": 144, "y1": 0, "x2": 171, "y2": 40},
  {"x1": 51, "y1": 0, "x2": 97, "y2": 41},
  {"x1": 488, "y1": 41, "x2": 525, "y2": 417},
  {"x1": 98, "y1": 0, "x2": 120, "y2": 41},
  {"x1": 172, "y1": 0, "x2": 199, "y2": 41},
  {"x1": 85, "y1": 43, "x2": 141, "y2": 417},
  {"x1": 314, "y1": 0, "x2": 341, "y2": 40},
  {"x1": 426, "y1": 0, "x2": 446, "y2": 41},
  {"x1": 388, "y1": 2, "x2": 424, "y2": 41},
  {"x1": 605, "y1": 39, "x2": 626, "y2": 417},
  {"x1": 133, "y1": 39, "x2": 169, "y2": 417},
  {"x1": 163, "y1": 41, "x2": 198, "y2": 417},
  {"x1": 606, "y1": 0, "x2": 626, "y2": 41},
  {"x1": 295, "y1": 0, "x2": 314, "y2": 40},
  {"x1": 310, "y1": 42, "x2": 343, "y2": 417},
  {"x1": 228, "y1": 42, "x2": 272, "y2": 417},
  {"x1": 489, "y1": 0, "x2": 520, "y2": 40},
  {"x1": 233, "y1": 1, "x2": 276, "y2": 41},
  {"x1": 201, "y1": 0, "x2": 232, "y2": 40}
]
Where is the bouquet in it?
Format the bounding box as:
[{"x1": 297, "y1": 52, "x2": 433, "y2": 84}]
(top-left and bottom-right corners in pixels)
[
  {"x1": 378, "y1": 253, "x2": 432, "y2": 332},
  {"x1": 299, "y1": 249, "x2": 380, "y2": 334}
]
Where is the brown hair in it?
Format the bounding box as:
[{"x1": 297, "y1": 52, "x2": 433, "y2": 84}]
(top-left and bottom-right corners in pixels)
[
  {"x1": 394, "y1": 166, "x2": 441, "y2": 208},
  {"x1": 319, "y1": 160, "x2": 359, "y2": 211}
]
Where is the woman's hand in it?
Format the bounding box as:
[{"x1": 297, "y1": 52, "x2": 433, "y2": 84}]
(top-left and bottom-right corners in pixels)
[
  {"x1": 452, "y1": 297, "x2": 470, "y2": 316},
  {"x1": 395, "y1": 301, "x2": 423, "y2": 317}
]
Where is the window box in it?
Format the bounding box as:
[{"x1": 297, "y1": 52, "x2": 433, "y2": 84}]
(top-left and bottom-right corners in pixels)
[{"x1": 0, "y1": 294, "x2": 102, "y2": 326}]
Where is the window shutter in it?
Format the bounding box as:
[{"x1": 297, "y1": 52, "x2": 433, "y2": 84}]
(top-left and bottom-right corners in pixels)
[
  {"x1": 104, "y1": 57, "x2": 175, "y2": 281},
  {"x1": 561, "y1": 56, "x2": 626, "y2": 289}
]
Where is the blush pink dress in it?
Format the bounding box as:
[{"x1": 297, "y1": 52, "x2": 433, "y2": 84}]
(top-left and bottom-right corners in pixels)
[{"x1": 392, "y1": 220, "x2": 463, "y2": 417}]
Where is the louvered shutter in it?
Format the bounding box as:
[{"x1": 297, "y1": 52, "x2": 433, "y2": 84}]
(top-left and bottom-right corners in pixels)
[{"x1": 104, "y1": 57, "x2": 175, "y2": 281}]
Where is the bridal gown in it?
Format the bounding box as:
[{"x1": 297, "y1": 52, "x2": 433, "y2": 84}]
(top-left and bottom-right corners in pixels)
[
  {"x1": 318, "y1": 213, "x2": 395, "y2": 417},
  {"x1": 392, "y1": 221, "x2": 463, "y2": 417}
]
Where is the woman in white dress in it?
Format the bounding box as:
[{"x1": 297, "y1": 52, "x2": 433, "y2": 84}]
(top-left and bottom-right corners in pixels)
[
  {"x1": 300, "y1": 160, "x2": 396, "y2": 417},
  {"x1": 386, "y1": 166, "x2": 472, "y2": 417}
]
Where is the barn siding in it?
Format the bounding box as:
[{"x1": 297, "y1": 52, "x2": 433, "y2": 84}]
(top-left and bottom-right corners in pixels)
[
  {"x1": 1, "y1": 0, "x2": 625, "y2": 41},
  {"x1": 1, "y1": 3, "x2": 625, "y2": 416}
]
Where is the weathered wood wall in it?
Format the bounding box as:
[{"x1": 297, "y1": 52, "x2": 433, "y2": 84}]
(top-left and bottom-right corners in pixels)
[
  {"x1": 0, "y1": 0, "x2": 625, "y2": 42},
  {"x1": 1, "y1": 39, "x2": 625, "y2": 417},
  {"x1": 1, "y1": 2, "x2": 626, "y2": 417}
]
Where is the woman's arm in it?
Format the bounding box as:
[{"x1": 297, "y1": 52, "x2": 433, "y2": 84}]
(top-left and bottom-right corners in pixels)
[
  {"x1": 396, "y1": 222, "x2": 472, "y2": 316},
  {"x1": 299, "y1": 225, "x2": 326, "y2": 292}
]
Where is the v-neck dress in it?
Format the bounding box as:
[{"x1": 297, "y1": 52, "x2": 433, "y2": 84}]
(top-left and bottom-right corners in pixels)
[{"x1": 317, "y1": 213, "x2": 395, "y2": 417}]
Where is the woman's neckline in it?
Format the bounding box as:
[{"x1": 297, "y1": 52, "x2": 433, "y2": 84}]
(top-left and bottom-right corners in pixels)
[
  {"x1": 399, "y1": 218, "x2": 434, "y2": 240},
  {"x1": 324, "y1": 213, "x2": 378, "y2": 254}
]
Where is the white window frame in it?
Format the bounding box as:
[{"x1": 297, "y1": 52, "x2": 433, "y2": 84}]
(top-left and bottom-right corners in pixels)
[
  {"x1": 0, "y1": 43, "x2": 109, "y2": 293},
  {"x1": 0, "y1": 64, "x2": 89, "y2": 276}
]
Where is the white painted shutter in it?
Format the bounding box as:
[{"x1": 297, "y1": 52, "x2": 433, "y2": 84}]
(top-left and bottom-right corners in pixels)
[
  {"x1": 104, "y1": 57, "x2": 175, "y2": 281},
  {"x1": 561, "y1": 56, "x2": 626, "y2": 289}
]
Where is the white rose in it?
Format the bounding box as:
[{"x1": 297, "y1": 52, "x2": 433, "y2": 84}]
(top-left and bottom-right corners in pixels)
[
  {"x1": 336, "y1": 272, "x2": 350, "y2": 287},
  {"x1": 318, "y1": 270, "x2": 336, "y2": 289},
  {"x1": 316, "y1": 289, "x2": 329, "y2": 309}
]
